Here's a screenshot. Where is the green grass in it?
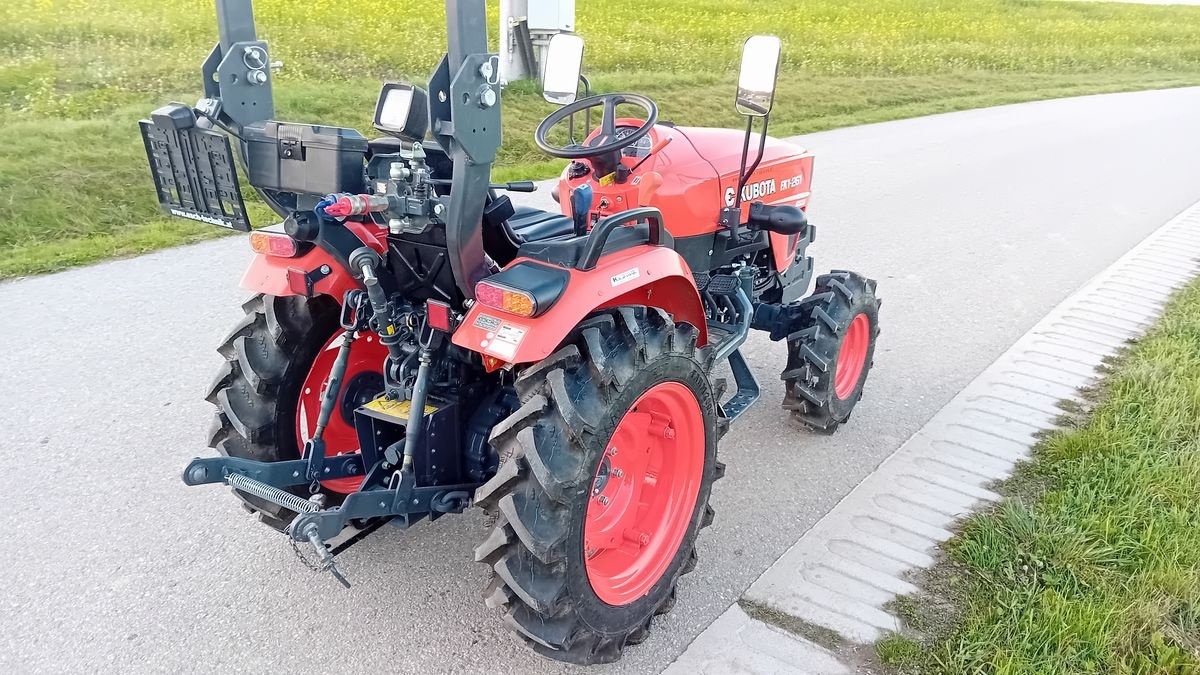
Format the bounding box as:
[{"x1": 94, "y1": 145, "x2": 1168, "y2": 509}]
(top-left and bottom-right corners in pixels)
[
  {"x1": 3, "y1": 0, "x2": 1200, "y2": 277},
  {"x1": 876, "y1": 278, "x2": 1200, "y2": 674}
]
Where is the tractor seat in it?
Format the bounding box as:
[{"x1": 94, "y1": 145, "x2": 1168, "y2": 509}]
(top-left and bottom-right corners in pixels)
[
  {"x1": 506, "y1": 206, "x2": 574, "y2": 242},
  {"x1": 481, "y1": 198, "x2": 574, "y2": 267}
]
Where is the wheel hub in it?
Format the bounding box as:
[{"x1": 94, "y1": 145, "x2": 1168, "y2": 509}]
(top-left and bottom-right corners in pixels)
[
  {"x1": 584, "y1": 381, "x2": 705, "y2": 606},
  {"x1": 834, "y1": 313, "x2": 870, "y2": 400},
  {"x1": 297, "y1": 331, "x2": 388, "y2": 494}
]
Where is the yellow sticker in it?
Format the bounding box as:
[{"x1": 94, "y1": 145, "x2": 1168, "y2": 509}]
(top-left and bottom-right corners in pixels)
[
  {"x1": 598, "y1": 172, "x2": 616, "y2": 186},
  {"x1": 364, "y1": 397, "x2": 437, "y2": 418}
]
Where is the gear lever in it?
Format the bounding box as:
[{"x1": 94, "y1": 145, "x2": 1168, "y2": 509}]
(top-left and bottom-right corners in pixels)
[{"x1": 570, "y1": 183, "x2": 594, "y2": 236}]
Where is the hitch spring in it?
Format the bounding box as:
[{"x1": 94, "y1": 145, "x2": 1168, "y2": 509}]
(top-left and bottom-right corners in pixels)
[{"x1": 227, "y1": 473, "x2": 320, "y2": 514}]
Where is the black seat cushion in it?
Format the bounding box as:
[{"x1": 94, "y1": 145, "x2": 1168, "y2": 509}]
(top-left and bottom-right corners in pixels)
[
  {"x1": 480, "y1": 202, "x2": 575, "y2": 268},
  {"x1": 507, "y1": 206, "x2": 574, "y2": 242},
  {"x1": 518, "y1": 223, "x2": 653, "y2": 270}
]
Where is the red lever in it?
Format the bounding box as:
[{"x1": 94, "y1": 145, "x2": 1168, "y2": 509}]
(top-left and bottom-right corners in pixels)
[
  {"x1": 630, "y1": 136, "x2": 674, "y2": 174},
  {"x1": 647, "y1": 135, "x2": 673, "y2": 156}
]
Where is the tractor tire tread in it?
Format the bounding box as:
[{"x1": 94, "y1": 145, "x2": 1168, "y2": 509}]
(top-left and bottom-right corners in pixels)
[
  {"x1": 782, "y1": 271, "x2": 881, "y2": 434},
  {"x1": 205, "y1": 293, "x2": 338, "y2": 530},
  {"x1": 474, "y1": 306, "x2": 721, "y2": 665}
]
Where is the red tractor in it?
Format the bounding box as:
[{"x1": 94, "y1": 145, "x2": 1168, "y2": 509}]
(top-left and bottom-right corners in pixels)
[{"x1": 143, "y1": 1, "x2": 879, "y2": 664}]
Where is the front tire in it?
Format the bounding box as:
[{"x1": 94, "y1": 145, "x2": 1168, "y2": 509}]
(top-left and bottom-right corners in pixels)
[
  {"x1": 473, "y1": 307, "x2": 724, "y2": 664},
  {"x1": 782, "y1": 271, "x2": 881, "y2": 433}
]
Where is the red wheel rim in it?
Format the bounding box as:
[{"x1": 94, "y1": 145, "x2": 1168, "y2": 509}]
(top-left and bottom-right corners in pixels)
[
  {"x1": 834, "y1": 313, "x2": 870, "y2": 400},
  {"x1": 584, "y1": 381, "x2": 705, "y2": 606},
  {"x1": 296, "y1": 331, "x2": 388, "y2": 494}
]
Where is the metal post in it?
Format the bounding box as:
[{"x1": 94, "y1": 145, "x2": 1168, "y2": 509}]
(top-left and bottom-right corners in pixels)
[
  {"x1": 214, "y1": 0, "x2": 258, "y2": 52},
  {"x1": 446, "y1": 0, "x2": 488, "y2": 71},
  {"x1": 441, "y1": 0, "x2": 501, "y2": 298},
  {"x1": 499, "y1": 0, "x2": 531, "y2": 82},
  {"x1": 501, "y1": 0, "x2": 575, "y2": 83}
]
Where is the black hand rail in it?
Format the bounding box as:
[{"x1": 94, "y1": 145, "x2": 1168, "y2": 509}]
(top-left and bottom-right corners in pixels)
[{"x1": 577, "y1": 207, "x2": 673, "y2": 271}]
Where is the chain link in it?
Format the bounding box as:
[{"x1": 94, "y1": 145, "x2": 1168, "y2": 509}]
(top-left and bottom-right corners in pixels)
[{"x1": 287, "y1": 533, "x2": 325, "y2": 574}]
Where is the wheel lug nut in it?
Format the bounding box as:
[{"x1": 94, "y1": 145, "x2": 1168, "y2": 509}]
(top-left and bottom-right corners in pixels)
[
  {"x1": 597, "y1": 495, "x2": 610, "y2": 506},
  {"x1": 662, "y1": 427, "x2": 675, "y2": 439},
  {"x1": 612, "y1": 469, "x2": 624, "y2": 478}
]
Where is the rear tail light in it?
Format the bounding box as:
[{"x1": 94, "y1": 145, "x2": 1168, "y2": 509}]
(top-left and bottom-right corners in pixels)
[
  {"x1": 475, "y1": 281, "x2": 536, "y2": 317},
  {"x1": 249, "y1": 232, "x2": 299, "y2": 257}
]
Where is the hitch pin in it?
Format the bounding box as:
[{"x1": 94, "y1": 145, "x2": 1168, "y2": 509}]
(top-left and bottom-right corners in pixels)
[{"x1": 302, "y1": 523, "x2": 351, "y2": 589}]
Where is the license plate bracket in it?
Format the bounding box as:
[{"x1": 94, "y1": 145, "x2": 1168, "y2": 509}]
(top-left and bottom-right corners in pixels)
[{"x1": 139, "y1": 103, "x2": 251, "y2": 231}]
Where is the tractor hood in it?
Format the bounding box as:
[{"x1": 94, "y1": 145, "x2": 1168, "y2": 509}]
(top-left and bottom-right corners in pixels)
[{"x1": 672, "y1": 126, "x2": 814, "y2": 212}]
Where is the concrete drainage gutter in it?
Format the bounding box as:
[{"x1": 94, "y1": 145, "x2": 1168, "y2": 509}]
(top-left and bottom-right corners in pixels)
[{"x1": 666, "y1": 200, "x2": 1200, "y2": 674}]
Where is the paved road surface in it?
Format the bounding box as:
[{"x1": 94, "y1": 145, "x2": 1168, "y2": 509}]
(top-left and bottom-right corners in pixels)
[{"x1": 3, "y1": 87, "x2": 1200, "y2": 674}]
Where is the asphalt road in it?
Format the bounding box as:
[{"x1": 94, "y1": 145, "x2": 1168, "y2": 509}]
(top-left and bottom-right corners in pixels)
[{"x1": 3, "y1": 87, "x2": 1200, "y2": 674}]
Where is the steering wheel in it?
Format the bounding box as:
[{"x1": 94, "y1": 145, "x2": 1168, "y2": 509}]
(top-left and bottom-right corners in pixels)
[{"x1": 535, "y1": 93, "x2": 658, "y2": 160}]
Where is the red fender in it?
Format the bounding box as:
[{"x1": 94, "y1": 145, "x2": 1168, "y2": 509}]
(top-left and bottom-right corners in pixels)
[
  {"x1": 239, "y1": 221, "x2": 387, "y2": 299},
  {"x1": 452, "y1": 246, "x2": 707, "y2": 366}
]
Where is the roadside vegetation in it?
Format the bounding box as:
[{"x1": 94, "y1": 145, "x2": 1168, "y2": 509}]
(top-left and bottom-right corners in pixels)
[
  {"x1": 3, "y1": 0, "x2": 1200, "y2": 277},
  {"x1": 876, "y1": 277, "x2": 1200, "y2": 674}
]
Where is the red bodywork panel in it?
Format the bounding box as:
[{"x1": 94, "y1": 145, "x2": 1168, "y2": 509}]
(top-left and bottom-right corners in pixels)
[
  {"x1": 452, "y1": 246, "x2": 706, "y2": 366},
  {"x1": 557, "y1": 121, "x2": 815, "y2": 273},
  {"x1": 239, "y1": 221, "x2": 387, "y2": 298}
]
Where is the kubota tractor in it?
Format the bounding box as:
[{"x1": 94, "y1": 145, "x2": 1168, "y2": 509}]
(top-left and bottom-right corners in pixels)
[{"x1": 143, "y1": 1, "x2": 880, "y2": 664}]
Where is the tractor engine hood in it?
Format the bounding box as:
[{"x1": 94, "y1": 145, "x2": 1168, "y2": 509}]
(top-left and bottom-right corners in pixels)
[{"x1": 673, "y1": 126, "x2": 814, "y2": 212}]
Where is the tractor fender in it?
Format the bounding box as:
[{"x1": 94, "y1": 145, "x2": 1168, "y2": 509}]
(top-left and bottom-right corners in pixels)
[
  {"x1": 240, "y1": 221, "x2": 387, "y2": 299},
  {"x1": 452, "y1": 245, "x2": 708, "y2": 366}
]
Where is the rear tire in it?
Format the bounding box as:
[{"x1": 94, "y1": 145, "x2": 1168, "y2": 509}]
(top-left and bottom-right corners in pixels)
[
  {"x1": 473, "y1": 307, "x2": 724, "y2": 664},
  {"x1": 782, "y1": 271, "x2": 881, "y2": 433},
  {"x1": 205, "y1": 294, "x2": 340, "y2": 530}
]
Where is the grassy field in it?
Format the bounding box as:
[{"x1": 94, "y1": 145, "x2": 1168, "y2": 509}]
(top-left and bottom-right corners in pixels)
[
  {"x1": 876, "y1": 278, "x2": 1200, "y2": 674},
  {"x1": 2, "y1": 0, "x2": 1200, "y2": 278}
]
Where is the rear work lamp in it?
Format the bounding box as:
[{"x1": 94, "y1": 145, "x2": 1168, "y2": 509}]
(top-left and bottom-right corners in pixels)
[{"x1": 373, "y1": 83, "x2": 430, "y2": 142}]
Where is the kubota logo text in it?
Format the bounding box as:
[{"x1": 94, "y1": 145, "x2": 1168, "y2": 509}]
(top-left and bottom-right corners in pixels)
[{"x1": 724, "y1": 178, "x2": 777, "y2": 206}]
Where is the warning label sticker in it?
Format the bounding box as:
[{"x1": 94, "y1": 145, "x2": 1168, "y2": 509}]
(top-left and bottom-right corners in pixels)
[
  {"x1": 487, "y1": 323, "x2": 527, "y2": 360},
  {"x1": 474, "y1": 313, "x2": 502, "y2": 331}
]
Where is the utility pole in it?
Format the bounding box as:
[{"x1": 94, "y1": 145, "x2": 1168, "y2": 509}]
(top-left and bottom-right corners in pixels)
[{"x1": 499, "y1": 0, "x2": 575, "y2": 84}]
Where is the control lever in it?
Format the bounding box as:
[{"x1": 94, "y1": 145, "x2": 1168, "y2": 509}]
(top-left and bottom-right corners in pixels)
[
  {"x1": 490, "y1": 181, "x2": 537, "y2": 192},
  {"x1": 428, "y1": 180, "x2": 537, "y2": 193},
  {"x1": 629, "y1": 135, "x2": 674, "y2": 174},
  {"x1": 570, "y1": 183, "x2": 594, "y2": 237}
]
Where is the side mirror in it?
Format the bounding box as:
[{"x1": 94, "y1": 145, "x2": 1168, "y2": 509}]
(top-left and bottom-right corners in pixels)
[
  {"x1": 542, "y1": 34, "x2": 585, "y2": 105},
  {"x1": 735, "y1": 35, "x2": 781, "y2": 117},
  {"x1": 373, "y1": 82, "x2": 430, "y2": 141}
]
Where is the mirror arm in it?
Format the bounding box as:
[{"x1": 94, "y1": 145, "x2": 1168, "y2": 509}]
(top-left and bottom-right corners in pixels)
[
  {"x1": 566, "y1": 75, "x2": 593, "y2": 146},
  {"x1": 733, "y1": 116, "x2": 754, "y2": 209},
  {"x1": 581, "y1": 75, "x2": 592, "y2": 142},
  {"x1": 736, "y1": 114, "x2": 770, "y2": 207}
]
